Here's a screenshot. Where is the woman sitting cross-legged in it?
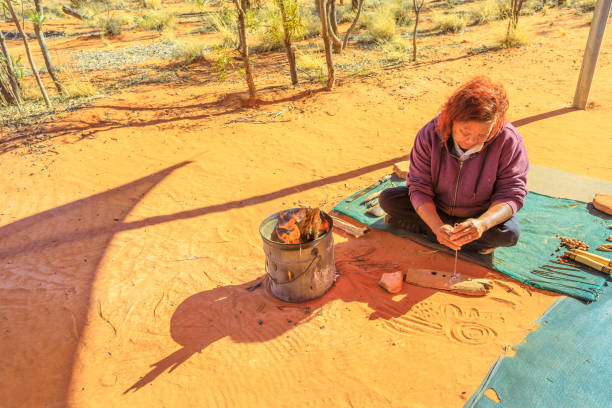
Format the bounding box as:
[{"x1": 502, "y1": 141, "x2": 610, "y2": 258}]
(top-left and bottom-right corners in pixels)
[{"x1": 379, "y1": 76, "x2": 529, "y2": 254}]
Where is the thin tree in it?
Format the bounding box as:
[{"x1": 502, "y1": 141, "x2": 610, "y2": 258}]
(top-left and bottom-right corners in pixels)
[
  {"x1": 4, "y1": 0, "x2": 51, "y2": 107},
  {"x1": 0, "y1": 29, "x2": 22, "y2": 104},
  {"x1": 341, "y1": 0, "x2": 363, "y2": 50},
  {"x1": 232, "y1": 0, "x2": 257, "y2": 103},
  {"x1": 31, "y1": 0, "x2": 66, "y2": 96},
  {"x1": 326, "y1": 0, "x2": 342, "y2": 53},
  {"x1": 317, "y1": 0, "x2": 334, "y2": 90},
  {"x1": 412, "y1": 0, "x2": 426, "y2": 61},
  {"x1": 276, "y1": 0, "x2": 300, "y2": 85},
  {"x1": 506, "y1": 0, "x2": 524, "y2": 38}
]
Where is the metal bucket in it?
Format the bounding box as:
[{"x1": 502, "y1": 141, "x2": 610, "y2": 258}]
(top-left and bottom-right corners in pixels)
[{"x1": 259, "y1": 209, "x2": 336, "y2": 302}]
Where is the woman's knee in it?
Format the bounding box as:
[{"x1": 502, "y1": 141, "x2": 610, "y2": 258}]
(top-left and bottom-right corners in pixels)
[{"x1": 488, "y1": 217, "x2": 520, "y2": 247}]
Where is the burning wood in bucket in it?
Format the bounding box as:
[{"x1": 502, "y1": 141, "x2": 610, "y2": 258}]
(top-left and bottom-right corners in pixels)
[{"x1": 271, "y1": 207, "x2": 330, "y2": 244}]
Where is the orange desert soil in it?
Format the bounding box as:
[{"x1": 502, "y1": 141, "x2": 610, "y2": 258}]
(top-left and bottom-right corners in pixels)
[{"x1": 0, "y1": 5, "x2": 611, "y2": 408}]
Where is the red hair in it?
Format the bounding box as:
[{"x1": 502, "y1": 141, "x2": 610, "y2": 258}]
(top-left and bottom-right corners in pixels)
[{"x1": 436, "y1": 76, "x2": 509, "y2": 141}]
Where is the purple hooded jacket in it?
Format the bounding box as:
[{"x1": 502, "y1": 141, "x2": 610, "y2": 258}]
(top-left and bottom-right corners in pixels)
[{"x1": 408, "y1": 117, "x2": 529, "y2": 218}]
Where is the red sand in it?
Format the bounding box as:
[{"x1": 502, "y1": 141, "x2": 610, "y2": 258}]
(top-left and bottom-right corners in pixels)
[{"x1": 1, "y1": 5, "x2": 611, "y2": 408}]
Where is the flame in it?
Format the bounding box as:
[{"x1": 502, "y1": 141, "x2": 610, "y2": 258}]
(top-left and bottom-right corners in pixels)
[{"x1": 272, "y1": 208, "x2": 330, "y2": 244}]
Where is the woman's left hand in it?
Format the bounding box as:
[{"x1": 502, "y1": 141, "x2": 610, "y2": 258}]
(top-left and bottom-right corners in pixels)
[{"x1": 449, "y1": 218, "x2": 487, "y2": 246}]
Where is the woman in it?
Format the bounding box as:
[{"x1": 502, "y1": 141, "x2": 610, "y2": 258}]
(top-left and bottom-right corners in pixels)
[{"x1": 379, "y1": 76, "x2": 529, "y2": 254}]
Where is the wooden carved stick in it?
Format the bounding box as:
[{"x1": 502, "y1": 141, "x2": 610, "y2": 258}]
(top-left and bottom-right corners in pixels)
[
  {"x1": 568, "y1": 249, "x2": 612, "y2": 267},
  {"x1": 564, "y1": 251, "x2": 612, "y2": 275}
]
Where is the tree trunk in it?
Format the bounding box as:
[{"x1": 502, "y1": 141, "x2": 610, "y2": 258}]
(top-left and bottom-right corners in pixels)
[
  {"x1": 34, "y1": 0, "x2": 67, "y2": 96},
  {"x1": 412, "y1": 0, "x2": 419, "y2": 61},
  {"x1": 342, "y1": 0, "x2": 363, "y2": 50},
  {"x1": 277, "y1": 0, "x2": 298, "y2": 85},
  {"x1": 328, "y1": 0, "x2": 339, "y2": 37},
  {"x1": 412, "y1": 0, "x2": 425, "y2": 61},
  {"x1": 233, "y1": 0, "x2": 257, "y2": 103},
  {"x1": 318, "y1": 0, "x2": 334, "y2": 90},
  {"x1": 5, "y1": 0, "x2": 51, "y2": 107},
  {"x1": 326, "y1": 0, "x2": 342, "y2": 53},
  {"x1": 0, "y1": 30, "x2": 22, "y2": 104},
  {"x1": 351, "y1": 0, "x2": 358, "y2": 11}
]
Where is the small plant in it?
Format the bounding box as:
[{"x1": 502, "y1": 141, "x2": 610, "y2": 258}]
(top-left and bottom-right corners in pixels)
[
  {"x1": 500, "y1": 26, "x2": 528, "y2": 47},
  {"x1": 213, "y1": 46, "x2": 234, "y2": 82},
  {"x1": 471, "y1": 1, "x2": 496, "y2": 25},
  {"x1": 337, "y1": 2, "x2": 357, "y2": 23},
  {"x1": 433, "y1": 12, "x2": 466, "y2": 33},
  {"x1": 257, "y1": 3, "x2": 286, "y2": 51},
  {"x1": 300, "y1": 5, "x2": 321, "y2": 38},
  {"x1": 174, "y1": 41, "x2": 209, "y2": 64},
  {"x1": 578, "y1": 0, "x2": 596, "y2": 12},
  {"x1": 101, "y1": 17, "x2": 122, "y2": 36},
  {"x1": 444, "y1": 0, "x2": 461, "y2": 8},
  {"x1": 135, "y1": 11, "x2": 175, "y2": 31},
  {"x1": 379, "y1": 40, "x2": 409, "y2": 63},
  {"x1": 208, "y1": 8, "x2": 238, "y2": 46},
  {"x1": 389, "y1": 0, "x2": 412, "y2": 26},
  {"x1": 143, "y1": 0, "x2": 162, "y2": 8},
  {"x1": 64, "y1": 77, "x2": 98, "y2": 98},
  {"x1": 366, "y1": 8, "x2": 398, "y2": 42},
  {"x1": 495, "y1": 0, "x2": 512, "y2": 19},
  {"x1": 296, "y1": 52, "x2": 325, "y2": 79}
]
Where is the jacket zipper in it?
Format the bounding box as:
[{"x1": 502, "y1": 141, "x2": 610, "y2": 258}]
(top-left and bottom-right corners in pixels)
[{"x1": 450, "y1": 161, "x2": 464, "y2": 216}]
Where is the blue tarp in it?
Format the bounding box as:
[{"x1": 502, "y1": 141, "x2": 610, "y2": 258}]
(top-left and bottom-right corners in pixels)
[
  {"x1": 464, "y1": 283, "x2": 612, "y2": 407},
  {"x1": 333, "y1": 177, "x2": 610, "y2": 302}
]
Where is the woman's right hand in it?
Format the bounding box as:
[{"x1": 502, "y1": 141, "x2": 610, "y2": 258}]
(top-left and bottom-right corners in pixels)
[{"x1": 435, "y1": 224, "x2": 462, "y2": 250}]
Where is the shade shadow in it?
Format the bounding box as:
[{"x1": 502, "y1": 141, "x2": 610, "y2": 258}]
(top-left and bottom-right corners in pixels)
[{"x1": 511, "y1": 107, "x2": 578, "y2": 128}]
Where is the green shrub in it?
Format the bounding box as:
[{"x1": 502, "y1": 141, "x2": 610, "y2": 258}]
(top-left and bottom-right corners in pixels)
[
  {"x1": 213, "y1": 46, "x2": 234, "y2": 82},
  {"x1": 101, "y1": 17, "x2": 122, "y2": 36},
  {"x1": 433, "y1": 13, "x2": 466, "y2": 33},
  {"x1": 135, "y1": 11, "x2": 176, "y2": 31},
  {"x1": 256, "y1": 1, "x2": 305, "y2": 53}
]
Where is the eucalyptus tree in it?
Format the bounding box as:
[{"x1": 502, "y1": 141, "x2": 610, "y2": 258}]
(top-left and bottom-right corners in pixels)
[{"x1": 4, "y1": 0, "x2": 51, "y2": 107}]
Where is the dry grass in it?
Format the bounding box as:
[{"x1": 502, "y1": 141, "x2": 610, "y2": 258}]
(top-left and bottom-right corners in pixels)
[
  {"x1": 578, "y1": 0, "x2": 597, "y2": 12},
  {"x1": 64, "y1": 77, "x2": 99, "y2": 98},
  {"x1": 499, "y1": 26, "x2": 529, "y2": 48},
  {"x1": 135, "y1": 11, "x2": 176, "y2": 31},
  {"x1": 174, "y1": 41, "x2": 209, "y2": 64},
  {"x1": 471, "y1": 1, "x2": 497, "y2": 25},
  {"x1": 433, "y1": 12, "x2": 467, "y2": 33},
  {"x1": 378, "y1": 40, "x2": 410, "y2": 63},
  {"x1": 296, "y1": 52, "x2": 326, "y2": 81},
  {"x1": 144, "y1": 0, "x2": 162, "y2": 9},
  {"x1": 208, "y1": 9, "x2": 238, "y2": 46},
  {"x1": 366, "y1": 8, "x2": 398, "y2": 42}
]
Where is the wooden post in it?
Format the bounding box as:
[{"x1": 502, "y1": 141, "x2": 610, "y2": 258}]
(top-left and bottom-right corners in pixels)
[{"x1": 572, "y1": 0, "x2": 612, "y2": 109}]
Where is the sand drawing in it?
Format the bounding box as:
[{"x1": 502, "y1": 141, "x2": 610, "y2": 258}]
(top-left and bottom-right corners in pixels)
[{"x1": 382, "y1": 302, "x2": 498, "y2": 345}]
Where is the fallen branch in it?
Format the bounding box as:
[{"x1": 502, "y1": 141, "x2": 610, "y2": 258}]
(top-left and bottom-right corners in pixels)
[{"x1": 62, "y1": 6, "x2": 85, "y2": 21}]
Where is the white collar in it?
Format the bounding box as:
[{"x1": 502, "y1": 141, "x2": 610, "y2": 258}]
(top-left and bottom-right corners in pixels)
[{"x1": 453, "y1": 139, "x2": 484, "y2": 161}]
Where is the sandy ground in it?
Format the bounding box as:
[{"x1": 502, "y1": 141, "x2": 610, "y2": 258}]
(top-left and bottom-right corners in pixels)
[{"x1": 1, "y1": 4, "x2": 611, "y2": 408}]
